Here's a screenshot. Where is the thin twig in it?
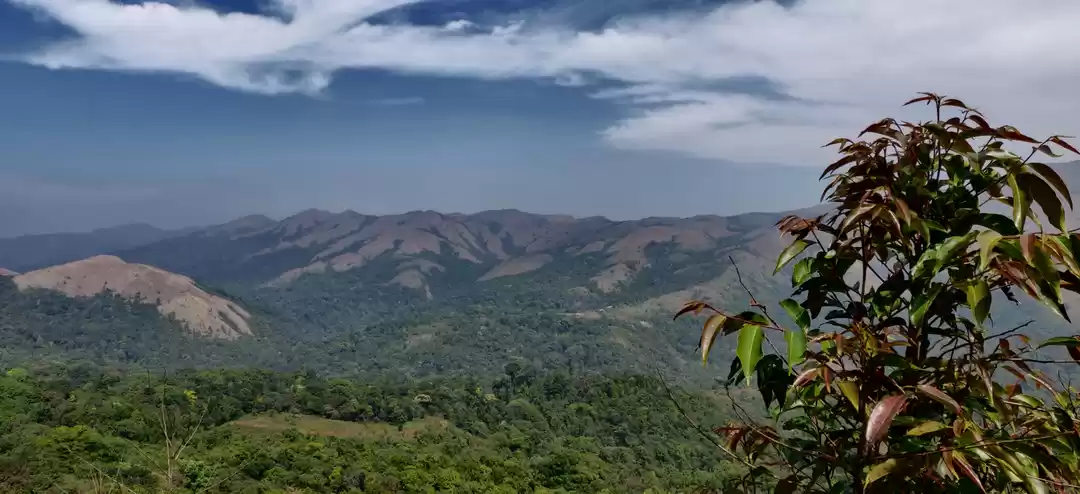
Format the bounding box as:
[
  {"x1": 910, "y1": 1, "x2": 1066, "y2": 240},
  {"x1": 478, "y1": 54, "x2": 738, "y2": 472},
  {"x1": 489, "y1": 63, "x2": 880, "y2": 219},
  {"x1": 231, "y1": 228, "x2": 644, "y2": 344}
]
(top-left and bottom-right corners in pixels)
[
  {"x1": 728, "y1": 256, "x2": 791, "y2": 365},
  {"x1": 652, "y1": 367, "x2": 766, "y2": 475}
]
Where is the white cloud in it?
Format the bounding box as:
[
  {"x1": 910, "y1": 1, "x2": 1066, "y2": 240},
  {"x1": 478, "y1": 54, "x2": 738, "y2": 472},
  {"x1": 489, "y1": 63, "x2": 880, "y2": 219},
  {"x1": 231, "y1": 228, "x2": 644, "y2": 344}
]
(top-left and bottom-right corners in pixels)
[
  {"x1": 442, "y1": 19, "x2": 474, "y2": 32},
  {"x1": 9, "y1": 0, "x2": 1080, "y2": 164}
]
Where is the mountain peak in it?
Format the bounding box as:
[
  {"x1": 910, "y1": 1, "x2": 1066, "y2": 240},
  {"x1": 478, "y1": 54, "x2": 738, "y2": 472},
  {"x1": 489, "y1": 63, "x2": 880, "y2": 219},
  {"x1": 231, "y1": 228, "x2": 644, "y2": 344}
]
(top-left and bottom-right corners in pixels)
[
  {"x1": 203, "y1": 214, "x2": 277, "y2": 237},
  {"x1": 12, "y1": 256, "x2": 252, "y2": 339}
]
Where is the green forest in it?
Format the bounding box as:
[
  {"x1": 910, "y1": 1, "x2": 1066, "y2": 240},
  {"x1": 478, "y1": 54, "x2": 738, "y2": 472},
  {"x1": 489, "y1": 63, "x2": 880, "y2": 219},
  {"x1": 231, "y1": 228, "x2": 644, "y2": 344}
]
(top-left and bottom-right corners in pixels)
[{"x1": 0, "y1": 363, "x2": 750, "y2": 493}]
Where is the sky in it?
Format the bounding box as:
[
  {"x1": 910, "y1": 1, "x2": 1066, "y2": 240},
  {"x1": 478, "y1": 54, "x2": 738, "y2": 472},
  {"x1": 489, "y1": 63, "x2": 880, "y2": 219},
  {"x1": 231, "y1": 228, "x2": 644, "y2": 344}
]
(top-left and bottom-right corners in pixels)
[{"x1": 1, "y1": 0, "x2": 1079, "y2": 236}]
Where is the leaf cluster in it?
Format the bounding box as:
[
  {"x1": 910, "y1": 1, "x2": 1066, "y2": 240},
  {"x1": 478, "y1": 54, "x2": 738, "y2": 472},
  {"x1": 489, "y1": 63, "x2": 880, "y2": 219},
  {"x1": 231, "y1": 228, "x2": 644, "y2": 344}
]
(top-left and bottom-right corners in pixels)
[{"x1": 678, "y1": 93, "x2": 1080, "y2": 493}]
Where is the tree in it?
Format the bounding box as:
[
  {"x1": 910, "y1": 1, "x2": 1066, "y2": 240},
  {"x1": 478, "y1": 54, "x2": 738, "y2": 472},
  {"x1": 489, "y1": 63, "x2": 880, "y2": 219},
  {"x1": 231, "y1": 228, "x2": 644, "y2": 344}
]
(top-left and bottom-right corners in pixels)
[{"x1": 677, "y1": 93, "x2": 1080, "y2": 493}]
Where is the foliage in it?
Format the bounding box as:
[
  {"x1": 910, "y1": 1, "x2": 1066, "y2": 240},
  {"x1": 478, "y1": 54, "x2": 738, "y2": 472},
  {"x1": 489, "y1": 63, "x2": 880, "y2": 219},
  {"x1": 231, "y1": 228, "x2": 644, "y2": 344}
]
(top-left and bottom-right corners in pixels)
[
  {"x1": 678, "y1": 93, "x2": 1080, "y2": 493},
  {"x1": 0, "y1": 363, "x2": 746, "y2": 493},
  {"x1": 0, "y1": 262, "x2": 744, "y2": 384}
]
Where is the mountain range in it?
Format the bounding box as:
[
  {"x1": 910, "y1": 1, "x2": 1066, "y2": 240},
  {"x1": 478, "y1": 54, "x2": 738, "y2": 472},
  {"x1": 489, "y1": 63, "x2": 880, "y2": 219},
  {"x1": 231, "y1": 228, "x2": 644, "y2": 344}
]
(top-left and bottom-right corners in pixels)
[
  {"x1": 0, "y1": 205, "x2": 830, "y2": 379},
  {"x1": 4, "y1": 162, "x2": 1080, "y2": 380}
]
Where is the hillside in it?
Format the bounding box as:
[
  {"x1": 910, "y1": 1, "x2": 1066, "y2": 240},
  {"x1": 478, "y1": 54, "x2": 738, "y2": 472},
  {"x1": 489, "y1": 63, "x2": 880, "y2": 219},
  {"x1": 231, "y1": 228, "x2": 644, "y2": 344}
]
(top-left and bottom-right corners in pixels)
[
  {"x1": 112, "y1": 207, "x2": 826, "y2": 297},
  {"x1": 0, "y1": 207, "x2": 816, "y2": 379},
  {"x1": 12, "y1": 255, "x2": 252, "y2": 339},
  {"x1": 1, "y1": 200, "x2": 1076, "y2": 381}
]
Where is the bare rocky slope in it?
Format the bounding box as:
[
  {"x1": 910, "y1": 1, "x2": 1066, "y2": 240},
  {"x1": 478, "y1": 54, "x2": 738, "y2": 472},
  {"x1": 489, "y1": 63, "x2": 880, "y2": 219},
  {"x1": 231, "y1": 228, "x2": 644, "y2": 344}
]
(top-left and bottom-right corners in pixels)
[
  {"x1": 13, "y1": 255, "x2": 252, "y2": 339},
  {"x1": 115, "y1": 206, "x2": 831, "y2": 301}
]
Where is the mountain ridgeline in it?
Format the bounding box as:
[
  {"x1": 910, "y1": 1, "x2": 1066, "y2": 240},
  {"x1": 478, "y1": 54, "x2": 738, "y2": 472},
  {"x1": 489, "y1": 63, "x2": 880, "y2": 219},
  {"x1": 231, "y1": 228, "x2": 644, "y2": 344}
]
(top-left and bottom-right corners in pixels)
[
  {"x1": 0, "y1": 207, "x2": 818, "y2": 378},
  {"x1": 1, "y1": 202, "x2": 1075, "y2": 380}
]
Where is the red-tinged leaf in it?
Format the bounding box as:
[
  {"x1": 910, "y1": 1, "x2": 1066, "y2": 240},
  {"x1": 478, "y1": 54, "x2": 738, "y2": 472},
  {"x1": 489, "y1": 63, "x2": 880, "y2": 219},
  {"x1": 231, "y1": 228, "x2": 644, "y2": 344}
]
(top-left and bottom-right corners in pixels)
[
  {"x1": 774, "y1": 476, "x2": 798, "y2": 494},
  {"x1": 1032, "y1": 372, "x2": 1054, "y2": 391},
  {"x1": 699, "y1": 314, "x2": 727, "y2": 366},
  {"x1": 674, "y1": 301, "x2": 710, "y2": 320},
  {"x1": 725, "y1": 426, "x2": 748, "y2": 451},
  {"x1": 820, "y1": 154, "x2": 861, "y2": 179},
  {"x1": 1021, "y1": 234, "x2": 1037, "y2": 263},
  {"x1": 952, "y1": 452, "x2": 986, "y2": 493},
  {"x1": 793, "y1": 367, "x2": 821, "y2": 387},
  {"x1": 1029, "y1": 162, "x2": 1075, "y2": 209},
  {"x1": 1069, "y1": 345, "x2": 1080, "y2": 363},
  {"x1": 952, "y1": 419, "x2": 964, "y2": 439},
  {"x1": 1051, "y1": 136, "x2": 1080, "y2": 155},
  {"x1": 859, "y1": 119, "x2": 891, "y2": 137},
  {"x1": 917, "y1": 384, "x2": 961, "y2": 414},
  {"x1": 998, "y1": 127, "x2": 1039, "y2": 144},
  {"x1": 941, "y1": 97, "x2": 969, "y2": 109},
  {"x1": 1019, "y1": 173, "x2": 1067, "y2": 232},
  {"x1": 822, "y1": 137, "x2": 851, "y2": 149},
  {"x1": 969, "y1": 114, "x2": 992, "y2": 130},
  {"x1": 1002, "y1": 365, "x2": 1027, "y2": 383},
  {"x1": 903, "y1": 94, "x2": 936, "y2": 106},
  {"x1": 865, "y1": 394, "x2": 907, "y2": 454},
  {"x1": 894, "y1": 197, "x2": 913, "y2": 223},
  {"x1": 823, "y1": 366, "x2": 832, "y2": 393}
]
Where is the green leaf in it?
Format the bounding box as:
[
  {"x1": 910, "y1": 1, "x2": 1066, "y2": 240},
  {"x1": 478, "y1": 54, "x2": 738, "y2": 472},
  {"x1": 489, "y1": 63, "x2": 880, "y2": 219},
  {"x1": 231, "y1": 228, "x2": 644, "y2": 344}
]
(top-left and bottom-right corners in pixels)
[
  {"x1": 911, "y1": 217, "x2": 931, "y2": 241},
  {"x1": 975, "y1": 213, "x2": 1020, "y2": 235},
  {"x1": 792, "y1": 258, "x2": 814, "y2": 286},
  {"x1": 1019, "y1": 173, "x2": 1066, "y2": 232},
  {"x1": 1029, "y1": 162, "x2": 1073, "y2": 208},
  {"x1": 1038, "y1": 336, "x2": 1080, "y2": 349},
  {"x1": 966, "y1": 279, "x2": 990, "y2": 326},
  {"x1": 977, "y1": 230, "x2": 1002, "y2": 271},
  {"x1": 736, "y1": 324, "x2": 764, "y2": 386},
  {"x1": 1009, "y1": 172, "x2": 1031, "y2": 232},
  {"x1": 865, "y1": 459, "x2": 899, "y2": 487},
  {"x1": 775, "y1": 240, "x2": 811, "y2": 275},
  {"x1": 913, "y1": 234, "x2": 976, "y2": 279},
  {"x1": 907, "y1": 421, "x2": 948, "y2": 436},
  {"x1": 784, "y1": 329, "x2": 806, "y2": 372},
  {"x1": 779, "y1": 299, "x2": 810, "y2": 331},
  {"x1": 836, "y1": 381, "x2": 859, "y2": 410},
  {"x1": 733, "y1": 311, "x2": 770, "y2": 327},
  {"x1": 911, "y1": 283, "x2": 944, "y2": 327}
]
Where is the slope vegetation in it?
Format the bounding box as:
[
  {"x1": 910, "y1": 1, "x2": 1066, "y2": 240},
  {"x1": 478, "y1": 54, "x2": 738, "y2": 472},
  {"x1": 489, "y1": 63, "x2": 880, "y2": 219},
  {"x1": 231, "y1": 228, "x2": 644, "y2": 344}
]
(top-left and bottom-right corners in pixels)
[{"x1": 13, "y1": 255, "x2": 251, "y2": 339}]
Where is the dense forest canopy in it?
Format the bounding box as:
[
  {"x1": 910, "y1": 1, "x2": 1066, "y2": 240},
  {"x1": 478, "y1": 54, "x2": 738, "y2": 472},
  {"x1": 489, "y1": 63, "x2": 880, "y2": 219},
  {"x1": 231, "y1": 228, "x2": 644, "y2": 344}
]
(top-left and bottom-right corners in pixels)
[{"x1": 0, "y1": 363, "x2": 752, "y2": 493}]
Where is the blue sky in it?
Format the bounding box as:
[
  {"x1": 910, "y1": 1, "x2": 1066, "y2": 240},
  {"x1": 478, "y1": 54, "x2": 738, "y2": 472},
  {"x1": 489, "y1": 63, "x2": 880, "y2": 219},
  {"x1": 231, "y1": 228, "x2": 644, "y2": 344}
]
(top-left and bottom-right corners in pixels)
[{"x1": 1, "y1": 0, "x2": 1078, "y2": 236}]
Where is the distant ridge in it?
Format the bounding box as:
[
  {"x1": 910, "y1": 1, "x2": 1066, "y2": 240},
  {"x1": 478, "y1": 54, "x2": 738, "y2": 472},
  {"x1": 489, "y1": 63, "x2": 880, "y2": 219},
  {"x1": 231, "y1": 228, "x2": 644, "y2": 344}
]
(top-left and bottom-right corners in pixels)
[
  {"x1": 0, "y1": 222, "x2": 191, "y2": 272},
  {"x1": 109, "y1": 205, "x2": 830, "y2": 294}
]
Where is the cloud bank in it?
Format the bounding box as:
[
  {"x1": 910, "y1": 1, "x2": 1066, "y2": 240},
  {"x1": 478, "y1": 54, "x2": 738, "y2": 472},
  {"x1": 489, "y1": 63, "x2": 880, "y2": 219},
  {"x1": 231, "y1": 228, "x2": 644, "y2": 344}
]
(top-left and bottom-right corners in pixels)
[{"x1": 9, "y1": 0, "x2": 1080, "y2": 164}]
